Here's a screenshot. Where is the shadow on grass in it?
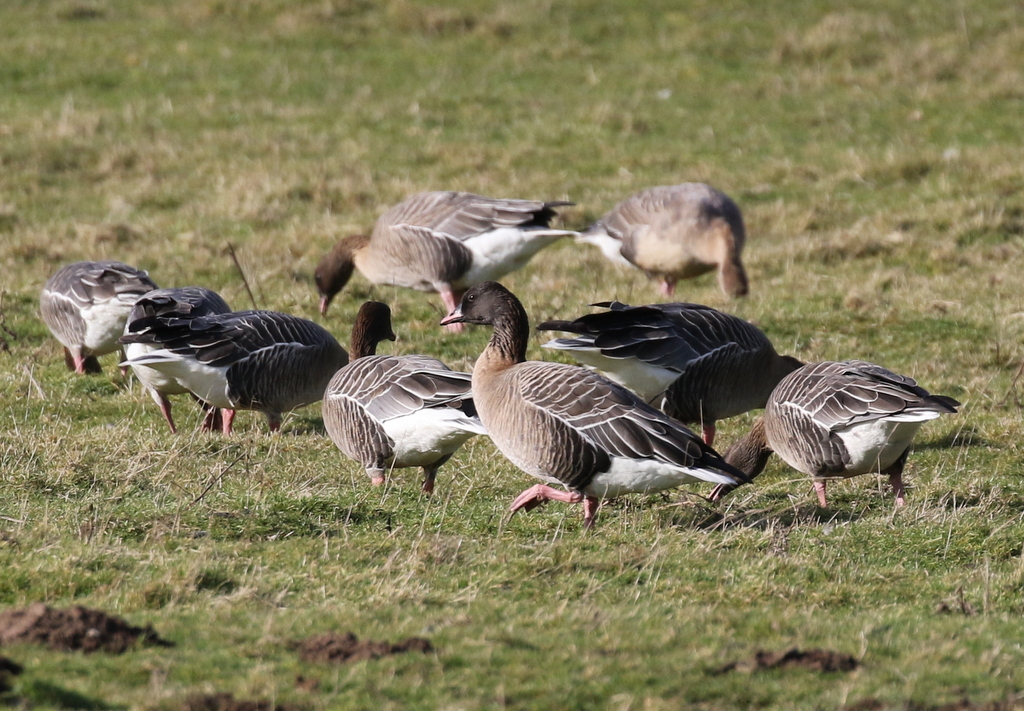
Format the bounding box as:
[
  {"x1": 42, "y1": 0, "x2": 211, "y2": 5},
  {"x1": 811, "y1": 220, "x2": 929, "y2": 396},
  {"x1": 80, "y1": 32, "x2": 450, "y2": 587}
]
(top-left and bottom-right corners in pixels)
[
  {"x1": 10, "y1": 679, "x2": 119, "y2": 710},
  {"x1": 663, "y1": 493, "x2": 867, "y2": 532},
  {"x1": 914, "y1": 425, "x2": 989, "y2": 450}
]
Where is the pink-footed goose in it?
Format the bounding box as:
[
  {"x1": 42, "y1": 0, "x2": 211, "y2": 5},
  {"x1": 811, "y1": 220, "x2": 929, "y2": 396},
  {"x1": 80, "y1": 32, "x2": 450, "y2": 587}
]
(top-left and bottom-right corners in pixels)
[
  {"x1": 314, "y1": 191, "x2": 577, "y2": 330},
  {"x1": 713, "y1": 360, "x2": 960, "y2": 507},
  {"x1": 40, "y1": 261, "x2": 158, "y2": 374},
  {"x1": 121, "y1": 309, "x2": 348, "y2": 433},
  {"x1": 439, "y1": 281, "x2": 747, "y2": 528},
  {"x1": 121, "y1": 287, "x2": 232, "y2": 433},
  {"x1": 579, "y1": 183, "x2": 749, "y2": 298},
  {"x1": 538, "y1": 301, "x2": 802, "y2": 446},
  {"x1": 322, "y1": 302, "x2": 486, "y2": 494}
]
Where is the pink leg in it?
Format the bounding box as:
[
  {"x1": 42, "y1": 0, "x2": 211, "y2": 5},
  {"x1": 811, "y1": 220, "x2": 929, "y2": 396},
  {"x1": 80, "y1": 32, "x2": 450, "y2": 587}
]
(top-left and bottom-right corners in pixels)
[
  {"x1": 422, "y1": 468, "x2": 437, "y2": 495},
  {"x1": 582, "y1": 496, "x2": 600, "y2": 529},
  {"x1": 200, "y1": 407, "x2": 220, "y2": 432},
  {"x1": 702, "y1": 423, "x2": 716, "y2": 447},
  {"x1": 268, "y1": 417, "x2": 281, "y2": 433},
  {"x1": 440, "y1": 287, "x2": 465, "y2": 334},
  {"x1": 813, "y1": 480, "x2": 828, "y2": 508},
  {"x1": 659, "y1": 278, "x2": 677, "y2": 297},
  {"x1": 369, "y1": 474, "x2": 385, "y2": 486},
  {"x1": 221, "y1": 409, "x2": 236, "y2": 435},
  {"x1": 157, "y1": 394, "x2": 177, "y2": 434},
  {"x1": 509, "y1": 484, "x2": 584, "y2": 516},
  {"x1": 72, "y1": 352, "x2": 87, "y2": 375},
  {"x1": 709, "y1": 483, "x2": 729, "y2": 501},
  {"x1": 890, "y1": 472, "x2": 906, "y2": 507}
]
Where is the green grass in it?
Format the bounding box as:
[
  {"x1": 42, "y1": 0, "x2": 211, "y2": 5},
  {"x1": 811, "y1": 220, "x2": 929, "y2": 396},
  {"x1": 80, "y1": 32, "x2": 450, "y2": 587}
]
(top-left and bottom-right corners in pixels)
[{"x1": 2, "y1": 0, "x2": 1024, "y2": 708}]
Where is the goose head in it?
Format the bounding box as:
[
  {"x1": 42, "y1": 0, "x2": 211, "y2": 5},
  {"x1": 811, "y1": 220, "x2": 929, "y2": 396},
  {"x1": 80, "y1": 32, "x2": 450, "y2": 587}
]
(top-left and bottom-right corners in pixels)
[
  {"x1": 351, "y1": 301, "x2": 397, "y2": 359},
  {"x1": 439, "y1": 281, "x2": 526, "y2": 328},
  {"x1": 315, "y1": 234, "x2": 370, "y2": 316}
]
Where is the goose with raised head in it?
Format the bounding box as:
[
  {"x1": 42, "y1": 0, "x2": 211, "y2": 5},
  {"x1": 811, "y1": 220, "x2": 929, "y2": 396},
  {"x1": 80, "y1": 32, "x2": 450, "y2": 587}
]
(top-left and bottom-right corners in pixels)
[
  {"x1": 121, "y1": 309, "x2": 348, "y2": 433},
  {"x1": 314, "y1": 191, "x2": 577, "y2": 329},
  {"x1": 440, "y1": 281, "x2": 747, "y2": 528},
  {"x1": 40, "y1": 260, "x2": 158, "y2": 374},
  {"x1": 538, "y1": 301, "x2": 802, "y2": 446},
  {"x1": 712, "y1": 360, "x2": 960, "y2": 507},
  {"x1": 121, "y1": 287, "x2": 232, "y2": 433},
  {"x1": 579, "y1": 183, "x2": 749, "y2": 298},
  {"x1": 322, "y1": 301, "x2": 486, "y2": 493}
]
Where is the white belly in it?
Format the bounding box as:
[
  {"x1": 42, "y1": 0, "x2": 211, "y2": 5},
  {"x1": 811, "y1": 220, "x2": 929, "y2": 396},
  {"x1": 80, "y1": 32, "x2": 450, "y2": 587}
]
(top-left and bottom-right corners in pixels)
[
  {"x1": 125, "y1": 351, "x2": 233, "y2": 408},
  {"x1": 832, "y1": 416, "x2": 935, "y2": 477},
  {"x1": 458, "y1": 228, "x2": 570, "y2": 286},
  {"x1": 81, "y1": 299, "x2": 135, "y2": 355},
  {"x1": 382, "y1": 408, "x2": 486, "y2": 468},
  {"x1": 584, "y1": 456, "x2": 735, "y2": 498},
  {"x1": 124, "y1": 342, "x2": 191, "y2": 396}
]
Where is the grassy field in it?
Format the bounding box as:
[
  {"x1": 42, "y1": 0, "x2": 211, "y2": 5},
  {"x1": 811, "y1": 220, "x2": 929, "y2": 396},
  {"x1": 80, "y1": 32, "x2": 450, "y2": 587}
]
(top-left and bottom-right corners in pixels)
[{"x1": 2, "y1": 0, "x2": 1024, "y2": 708}]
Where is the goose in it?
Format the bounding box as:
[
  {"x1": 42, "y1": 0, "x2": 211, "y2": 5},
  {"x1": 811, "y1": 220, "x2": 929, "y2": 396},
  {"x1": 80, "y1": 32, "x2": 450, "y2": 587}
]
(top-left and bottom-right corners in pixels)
[
  {"x1": 579, "y1": 183, "x2": 749, "y2": 297},
  {"x1": 121, "y1": 287, "x2": 232, "y2": 434},
  {"x1": 537, "y1": 301, "x2": 802, "y2": 446},
  {"x1": 40, "y1": 260, "x2": 158, "y2": 374},
  {"x1": 322, "y1": 301, "x2": 486, "y2": 493},
  {"x1": 120, "y1": 309, "x2": 348, "y2": 433},
  {"x1": 314, "y1": 190, "x2": 577, "y2": 330},
  {"x1": 712, "y1": 360, "x2": 960, "y2": 507},
  {"x1": 439, "y1": 281, "x2": 747, "y2": 528}
]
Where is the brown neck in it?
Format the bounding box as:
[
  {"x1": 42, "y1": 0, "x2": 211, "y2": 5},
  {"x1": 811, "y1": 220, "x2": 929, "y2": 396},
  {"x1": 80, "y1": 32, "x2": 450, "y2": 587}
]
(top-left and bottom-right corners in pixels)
[
  {"x1": 349, "y1": 302, "x2": 394, "y2": 360},
  {"x1": 486, "y1": 295, "x2": 530, "y2": 366},
  {"x1": 350, "y1": 323, "x2": 380, "y2": 360},
  {"x1": 723, "y1": 417, "x2": 773, "y2": 481}
]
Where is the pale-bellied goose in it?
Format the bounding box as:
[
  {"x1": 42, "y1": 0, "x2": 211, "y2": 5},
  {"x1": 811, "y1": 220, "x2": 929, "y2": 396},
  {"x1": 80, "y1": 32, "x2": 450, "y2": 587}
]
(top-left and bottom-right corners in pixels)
[
  {"x1": 538, "y1": 301, "x2": 802, "y2": 446},
  {"x1": 440, "y1": 281, "x2": 747, "y2": 528},
  {"x1": 579, "y1": 183, "x2": 749, "y2": 297},
  {"x1": 314, "y1": 191, "x2": 577, "y2": 330},
  {"x1": 322, "y1": 301, "x2": 486, "y2": 493},
  {"x1": 121, "y1": 310, "x2": 348, "y2": 433},
  {"x1": 121, "y1": 287, "x2": 232, "y2": 433},
  {"x1": 40, "y1": 261, "x2": 158, "y2": 374},
  {"x1": 712, "y1": 360, "x2": 960, "y2": 507}
]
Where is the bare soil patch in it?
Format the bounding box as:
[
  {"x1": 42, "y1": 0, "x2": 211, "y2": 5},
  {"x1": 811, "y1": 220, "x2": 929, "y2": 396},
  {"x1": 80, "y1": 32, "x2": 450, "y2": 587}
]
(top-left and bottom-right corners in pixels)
[
  {"x1": 713, "y1": 647, "x2": 859, "y2": 674},
  {"x1": 0, "y1": 603, "x2": 172, "y2": 654},
  {"x1": 295, "y1": 632, "x2": 432, "y2": 664}
]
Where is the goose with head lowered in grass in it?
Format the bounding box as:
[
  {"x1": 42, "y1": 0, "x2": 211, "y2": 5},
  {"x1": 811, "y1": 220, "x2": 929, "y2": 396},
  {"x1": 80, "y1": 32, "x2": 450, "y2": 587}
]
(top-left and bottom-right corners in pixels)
[
  {"x1": 538, "y1": 301, "x2": 802, "y2": 446},
  {"x1": 40, "y1": 260, "x2": 158, "y2": 374},
  {"x1": 712, "y1": 360, "x2": 960, "y2": 507},
  {"x1": 121, "y1": 309, "x2": 348, "y2": 433},
  {"x1": 579, "y1": 183, "x2": 749, "y2": 298},
  {"x1": 322, "y1": 301, "x2": 486, "y2": 494},
  {"x1": 121, "y1": 286, "x2": 232, "y2": 434},
  {"x1": 440, "y1": 281, "x2": 748, "y2": 528},
  {"x1": 314, "y1": 190, "x2": 577, "y2": 330}
]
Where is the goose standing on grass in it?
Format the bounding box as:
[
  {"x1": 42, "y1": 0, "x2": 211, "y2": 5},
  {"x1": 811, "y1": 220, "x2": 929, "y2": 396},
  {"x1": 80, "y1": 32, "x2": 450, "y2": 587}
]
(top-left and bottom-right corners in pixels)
[
  {"x1": 440, "y1": 281, "x2": 747, "y2": 528},
  {"x1": 314, "y1": 191, "x2": 577, "y2": 330},
  {"x1": 121, "y1": 287, "x2": 232, "y2": 434},
  {"x1": 579, "y1": 183, "x2": 749, "y2": 298},
  {"x1": 322, "y1": 302, "x2": 486, "y2": 494},
  {"x1": 40, "y1": 261, "x2": 158, "y2": 374},
  {"x1": 712, "y1": 360, "x2": 960, "y2": 507},
  {"x1": 121, "y1": 310, "x2": 348, "y2": 433},
  {"x1": 538, "y1": 301, "x2": 803, "y2": 446}
]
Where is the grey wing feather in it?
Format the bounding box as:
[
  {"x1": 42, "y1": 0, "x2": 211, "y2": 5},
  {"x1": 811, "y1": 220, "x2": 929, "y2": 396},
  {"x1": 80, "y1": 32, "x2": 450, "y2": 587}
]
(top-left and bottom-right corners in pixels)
[{"x1": 327, "y1": 356, "x2": 473, "y2": 422}]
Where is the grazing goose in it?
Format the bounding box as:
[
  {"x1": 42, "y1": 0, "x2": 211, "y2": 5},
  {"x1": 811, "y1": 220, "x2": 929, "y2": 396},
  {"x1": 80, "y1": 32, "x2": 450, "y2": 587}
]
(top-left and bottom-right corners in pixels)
[
  {"x1": 579, "y1": 183, "x2": 749, "y2": 297},
  {"x1": 314, "y1": 190, "x2": 577, "y2": 329},
  {"x1": 121, "y1": 310, "x2": 348, "y2": 433},
  {"x1": 40, "y1": 261, "x2": 158, "y2": 374},
  {"x1": 121, "y1": 287, "x2": 232, "y2": 433},
  {"x1": 538, "y1": 301, "x2": 802, "y2": 446},
  {"x1": 440, "y1": 281, "x2": 747, "y2": 528},
  {"x1": 322, "y1": 301, "x2": 486, "y2": 493},
  {"x1": 712, "y1": 360, "x2": 960, "y2": 507}
]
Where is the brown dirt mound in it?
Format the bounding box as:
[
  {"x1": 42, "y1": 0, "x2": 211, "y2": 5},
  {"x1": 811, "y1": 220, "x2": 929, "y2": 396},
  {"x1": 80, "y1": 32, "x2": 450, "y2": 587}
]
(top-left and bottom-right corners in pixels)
[
  {"x1": 180, "y1": 693, "x2": 304, "y2": 711},
  {"x1": 0, "y1": 603, "x2": 172, "y2": 654},
  {"x1": 713, "y1": 647, "x2": 859, "y2": 674},
  {"x1": 295, "y1": 632, "x2": 432, "y2": 664}
]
